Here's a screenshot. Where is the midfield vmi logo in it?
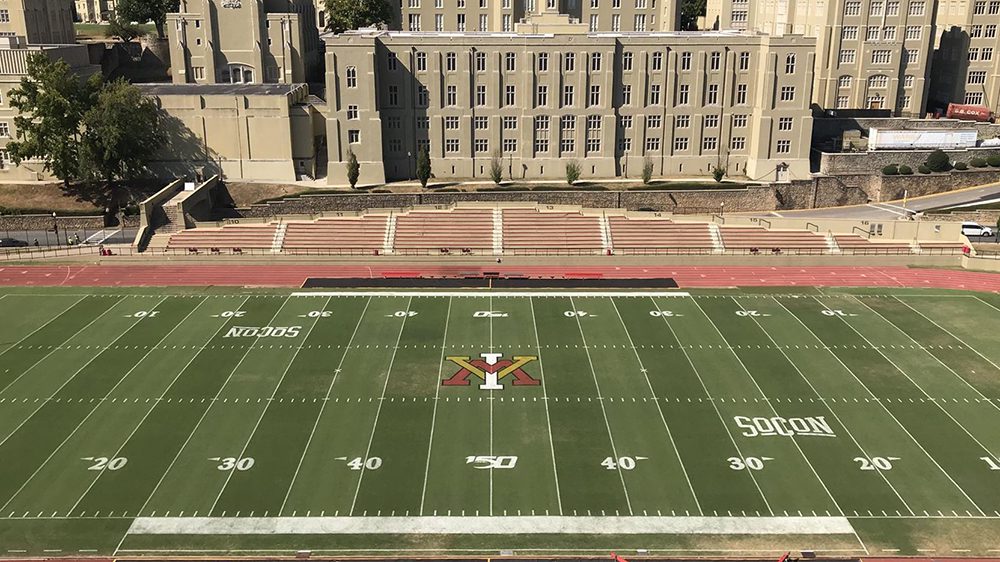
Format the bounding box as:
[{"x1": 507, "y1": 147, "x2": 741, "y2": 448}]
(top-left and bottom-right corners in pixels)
[{"x1": 443, "y1": 353, "x2": 540, "y2": 389}]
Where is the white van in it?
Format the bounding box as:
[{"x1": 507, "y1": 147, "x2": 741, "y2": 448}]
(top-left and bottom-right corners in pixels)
[{"x1": 961, "y1": 221, "x2": 994, "y2": 237}]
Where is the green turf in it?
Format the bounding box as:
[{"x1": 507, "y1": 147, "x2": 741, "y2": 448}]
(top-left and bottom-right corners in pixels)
[{"x1": 0, "y1": 288, "x2": 999, "y2": 557}]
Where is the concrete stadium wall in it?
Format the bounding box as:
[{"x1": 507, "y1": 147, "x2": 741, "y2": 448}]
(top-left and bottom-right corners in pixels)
[{"x1": 820, "y1": 148, "x2": 1000, "y2": 175}]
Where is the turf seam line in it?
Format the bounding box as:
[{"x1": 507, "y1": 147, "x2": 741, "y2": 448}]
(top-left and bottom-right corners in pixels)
[
  {"x1": 418, "y1": 296, "x2": 453, "y2": 516},
  {"x1": 528, "y1": 296, "x2": 565, "y2": 516}
]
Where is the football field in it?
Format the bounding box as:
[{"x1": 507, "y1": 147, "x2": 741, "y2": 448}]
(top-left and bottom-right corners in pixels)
[{"x1": 2, "y1": 286, "x2": 1000, "y2": 557}]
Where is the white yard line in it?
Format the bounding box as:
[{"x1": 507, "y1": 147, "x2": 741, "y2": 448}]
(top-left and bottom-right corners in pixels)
[
  {"x1": 418, "y1": 297, "x2": 453, "y2": 515},
  {"x1": 568, "y1": 296, "x2": 633, "y2": 516},
  {"x1": 791, "y1": 296, "x2": 986, "y2": 516},
  {"x1": 279, "y1": 297, "x2": 374, "y2": 515},
  {"x1": 528, "y1": 296, "x2": 564, "y2": 515},
  {"x1": 608, "y1": 297, "x2": 702, "y2": 515},
  {"x1": 0, "y1": 297, "x2": 160, "y2": 449},
  {"x1": 208, "y1": 297, "x2": 333, "y2": 516},
  {"x1": 973, "y1": 296, "x2": 1000, "y2": 314},
  {"x1": 488, "y1": 294, "x2": 494, "y2": 516},
  {"x1": 348, "y1": 296, "x2": 413, "y2": 516},
  {"x1": 292, "y1": 291, "x2": 692, "y2": 298},
  {"x1": 121, "y1": 296, "x2": 294, "y2": 521},
  {"x1": 647, "y1": 296, "x2": 773, "y2": 515},
  {"x1": 1, "y1": 296, "x2": 206, "y2": 514},
  {"x1": 696, "y1": 297, "x2": 847, "y2": 518},
  {"x1": 753, "y1": 296, "x2": 915, "y2": 516},
  {"x1": 0, "y1": 295, "x2": 84, "y2": 357},
  {"x1": 126, "y1": 515, "x2": 857, "y2": 535}
]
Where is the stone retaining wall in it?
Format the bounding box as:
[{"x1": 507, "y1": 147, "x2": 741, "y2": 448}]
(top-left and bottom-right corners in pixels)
[{"x1": 820, "y1": 148, "x2": 1000, "y2": 175}]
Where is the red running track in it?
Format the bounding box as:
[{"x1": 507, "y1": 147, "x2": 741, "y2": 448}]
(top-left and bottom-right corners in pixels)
[{"x1": 0, "y1": 264, "x2": 997, "y2": 291}]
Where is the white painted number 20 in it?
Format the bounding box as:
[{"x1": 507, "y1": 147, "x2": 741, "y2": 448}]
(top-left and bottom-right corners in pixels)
[
  {"x1": 83, "y1": 456, "x2": 127, "y2": 471},
  {"x1": 854, "y1": 456, "x2": 898, "y2": 470}
]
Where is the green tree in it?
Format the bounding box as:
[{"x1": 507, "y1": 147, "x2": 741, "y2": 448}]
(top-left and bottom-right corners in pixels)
[
  {"x1": 323, "y1": 0, "x2": 392, "y2": 33},
  {"x1": 6, "y1": 54, "x2": 101, "y2": 187},
  {"x1": 416, "y1": 146, "x2": 432, "y2": 188},
  {"x1": 108, "y1": 14, "x2": 144, "y2": 42},
  {"x1": 641, "y1": 156, "x2": 654, "y2": 185},
  {"x1": 712, "y1": 165, "x2": 726, "y2": 182},
  {"x1": 115, "y1": 0, "x2": 179, "y2": 39},
  {"x1": 78, "y1": 79, "x2": 165, "y2": 197},
  {"x1": 346, "y1": 149, "x2": 360, "y2": 188},
  {"x1": 925, "y1": 149, "x2": 952, "y2": 172},
  {"x1": 680, "y1": 0, "x2": 706, "y2": 30},
  {"x1": 565, "y1": 160, "x2": 581, "y2": 185},
  {"x1": 489, "y1": 149, "x2": 503, "y2": 185}
]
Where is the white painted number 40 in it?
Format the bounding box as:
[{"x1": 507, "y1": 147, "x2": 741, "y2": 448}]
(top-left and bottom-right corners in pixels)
[
  {"x1": 347, "y1": 456, "x2": 383, "y2": 470},
  {"x1": 602, "y1": 456, "x2": 647, "y2": 470}
]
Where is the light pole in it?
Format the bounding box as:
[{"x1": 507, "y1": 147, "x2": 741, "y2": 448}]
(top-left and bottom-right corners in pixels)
[
  {"x1": 52, "y1": 212, "x2": 58, "y2": 246},
  {"x1": 407, "y1": 151, "x2": 414, "y2": 181},
  {"x1": 720, "y1": 202, "x2": 725, "y2": 217}
]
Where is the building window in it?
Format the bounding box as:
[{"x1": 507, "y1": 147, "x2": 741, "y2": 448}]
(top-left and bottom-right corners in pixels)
[
  {"x1": 965, "y1": 92, "x2": 985, "y2": 104},
  {"x1": 503, "y1": 138, "x2": 517, "y2": 152},
  {"x1": 416, "y1": 116, "x2": 429, "y2": 129},
  {"x1": 591, "y1": 52, "x2": 602, "y2": 72},
  {"x1": 408, "y1": 14, "x2": 421, "y2": 30},
  {"x1": 388, "y1": 85, "x2": 399, "y2": 106},
  {"x1": 645, "y1": 137, "x2": 660, "y2": 152},
  {"x1": 446, "y1": 139, "x2": 460, "y2": 152},
  {"x1": 445, "y1": 116, "x2": 460, "y2": 129},
  {"x1": 844, "y1": 1, "x2": 861, "y2": 15},
  {"x1": 681, "y1": 52, "x2": 692, "y2": 70},
  {"x1": 416, "y1": 52, "x2": 427, "y2": 71},
  {"x1": 0, "y1": 10, "x2": 8, "y2": 23},
  {"x1": 676, "y1": 115, "x2": 690, "y2": 128},
  {"x1": 710, "y1": 51, "x2": 721, "y2": 71},
  {"x1": 503, "y1": 14, "x2": 512, "y2": 31},
  {"x1": 649, "y1": 84, "x2": 661, "y2": 105},
  {"x1": 674, "y1": 137, "x2": 689, "y2": 151},
  {"x1": 652, "y1": 52, "x2": 663, "y2": 71},
  {"x1": 900, "y1": 95, "x2": 911, "y2": 109},
  {"x1": 968, "y1": 71, "x2": 988, "y2": 85},
  {"x1": 503, "y1": 116, "x2": 517, "y2": 130},
  {"x1": 564, "y1": 52, "x2": 575, "y2": 71},
  {"x1": 704, "y1": 115, "x2": 719, "y2": 128},
  {"x1": 903, "y1": 75, "x2": 914, "y2": 88},
  {"x1": 505, "y1": 85, "x2": 516, "y2": 106},
  {"x1": 622, "y1": 84, "x2": 632, "y2": 105},
  {"x1": 871, "y1": 50, "x2": 891, "y2": 64},
  {"x1": 457, "y1": 14, "x2": 466, "y2": 31},
  {"x1": 735, "y1": 83, "x2": 748, "y2": 104},
  {"x1": 836, "y1": 96, "x2": 849, "y2": 108},
  {"x1": 776, "y1": 140, "x2": 791, "y2": 153},
  {"x1": 479, "y1": 13, "x2": 487, "y2": 29},
  {"x1": 707, "y1": 84, "x2": 719, "y2": 104},
  {"x1": 560, "y1": 137, "x2": 575, "y2": 153},
  {"x1": 563, "y1": 85, "x2": 574, "y2": 106},
  {"x1": 779, "y1": 86, "x2": 795, "y2": 101},
  {"x1": 538, "y1": 53, "x2": 548, "y2": 71},
  {"x1": 347, "y1": 105, "x2": 359, "y2": 119},
  {"x1": 778, "y1": 117, "x2": 793, "y2": 131},
  {"x1": 905, "y1": 25, "x2": 921, "y2": 40},
  {"x1": 869, "y1": 1, "x2": 883, "y2": 15},
  {"x1": 348, "y1": 130, "x2": 360, "y2": 143},
  {"x1": 974, "y1": 0, "x2": 987, "y2": 13},
  {"x1": 537, "y1": 85, "x2": 548, "y2": 106},
  {"x1": 435, "y1": 14, "x2": 444, "y2": 30},
  {"x1": 590, "y1": 14, "x2": 599, "y2": 31},
  {"x1": 475, "y1": 116, "x2": 488, "y2": 130},
  {"x1": 387, "y1": 53, "x2": 398, "y2": 71},
  {"x1": 868, "y1": 74, "x2": 889, "y2": 88},
  {"x1": 476, "y1": 85, "x2": 487, "y2": 106},
  {"x1": 611, "y1": 13, "x2": 620, "y2": 31},
  {"x1": 192, "y1": 67, "x2": 205, "y2": 80},
  {"x1": 886, "y1": 0, "x2": 899, "y2": 14},
  {"x1": 838, "y1": 75, "x2": 852, "y2": 89},
  {"x1": 619, "y1": 137, "x2": 632, "y2": 152},
  {"x1": 621, "y1": 115, "x2": 633, "y2": 129},
  {"x1": 505, "y1": 52, "x2": 516, "y2": 72},
  {"x1": 346, "y1": 66, "x2": 357, "y2": 88},
  {"x1": 839, "y1": 50, "x2": 856, "y2": 64},
  {"x1": 634, "y1": 14, "x2": 646, "y2": 31},
  {"x1": 418, "y1": 86, "x2": 429, "y2": 106},
  {"x1": 446, "y1": 52, "x2": 457, "y2": 71},
  {"x1": 475, "y1": 138, "x2": 489, "y2": 153},
  {"x1": 731, "y1": 137, "x2": 746, "y2": 150},
  {"x1": 908, "y1": 1, "x2": 925, "y2": 15},
  {"x1": 733, "y1": 114, "x2": 748, "y2": 127},
  {"x1": 589, "y1": 85, "x2": 600, "y2": 106},
  {"x1": 561, "y1": 115, "x2": 576, "y2": 130},
  {"x1": 678, "y1": 84, "x2": 689, "y2": 105},
  {"x1": 388, "y1": 139, "x2": 403, "y2": 153},
  {"x1": 842, "y1": 26, "x2": 858, "y2": 40},
  {"x1": 587, "y1": 137, "x2": 601, "y2": 153},
  {"x1": 646, "y1": 115, "x2": 661, "y2": 128},
  {"x1": 0, "y1": 122, "x2": 9, "y2": 137},
  {"x1": 738, "y1": 52, "x2": 749, "y2": 70},
  {"x1": 447, "y1": 85, "x2": 457, "y2": 106},
  {"x1": 703, "y1": 137, "x2": 718, "y2": 151},
  {"x1": 866, "y1": 26, "x2": 880, "y2": 41},
  {"x1": 785, "y1": 53, "x2": 796, "y2": 74},
  {"x1": 475, "y1": 52, "x2": 487, "y2": 72},
  {"x1": 622, "y1": 52, "x2": 633, "y2": 71}
]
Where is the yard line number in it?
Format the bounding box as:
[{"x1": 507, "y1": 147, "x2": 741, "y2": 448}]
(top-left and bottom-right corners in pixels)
[
  {"x1": 346, "y1": 456, "x2": 383, "y2": 471},
  {"x1": 980, "y1": 457, "x2": 1000, "y2": 470},
  {"x1": 301, "y1": 310, "x2": 332, "y2": 318},
  {"x1": 211, "y1": 457, "x2": 255, "y2": 471},
  {"x1": 466, "y1": 455, "x2": 518, "y2": 469},
  {"x1": 564, "y1": 310, "x2": 593, "y2": 317},
  {"x1": 126, "y1": 311, "x2": 159, "y2": 318},
  {"x1": 728, "y1": 456, "x2": 773, "y2": 471},
  {"x1": 216, "y1": 310, "x2": 247, "y2": 318},
  {"x1": 82, "y1": 456, "x2": 127, "y2": 471},
  {"x1": 821, "y1": 309, "x2": 856, "y2": 317},
  {"x1": 649, "y1": 310, "x2": 679, "y2": 317},
  {"x1": 735, "y1": 310, "x2": 769, "y2": 317},
  {"x1": 855, "y1": 456, "x2": 899, "y2": 470},
  {"x1": 602, "y1": 456, "x2": 648, "y2": 470}
]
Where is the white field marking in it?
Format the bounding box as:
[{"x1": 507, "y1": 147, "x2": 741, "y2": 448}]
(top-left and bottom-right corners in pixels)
[
  {"x1": 892, "y1": 296, "x2": 1000, "y2": 413},
  {"x1": 123, "y1": 296, "x2": 294, "y2": 521},
  {"x1": 707, "y1": 297, "x2": 847, "y2": 518},
  {"x1": 608, "y1": 297, "x2": 702, "y2": 515},
  {"x1": 0, "y1": 295, "x2": 104, "y2": 397},
  {"x1": 0, "y1": 296, "x2": 164, "y2": 449},
  {"x1": 418, "y1": 296, "x2": 453, "y2": 515},
  {"x1": 114, "y1": 549, "x2": 870, "y2": 556},
  {"x1": 849, "y1": 297, "x2": 1000, "y2": 460},
  {"x1": 569, "y1": 296, "x2": 633, "y2": 515},
  {"x1": 291, "y1": 291, "x2": 691, "y2": 298},
  {"x1": 528, "y1": 296, "x2": 564, "y2": 515},
  {"x1": 127, "y1": 515, "x2": 857, "y2": 535},
  {"x1": 793, "y1": 296, "x2": 985, "y2": 516},
  {"x1": 279, "y1": 297, "x2": 374, "y2": 515},
  {"x1": 208, "y1": 296, "x2": 333, "y2": 515},
  {"x1": 749, "y1": 296, "x2": 915, "y2": 516},
  {"x1": 1, "y1": 296, "x2": 210, "y2": 513},
  {"x1": 647, "y1": 296, "x2": 773, "y2": 515},
  {"x1": 0, "y1": 295, "x2": 84, "y2": 357},
  {"x1": 488, "y1": 293, "x2": 494, "y2": 516},
  {"x1": 973, "y1": 296, "x2": 1000, "y2": 314},
  {"x1": 348, "y1": 296, "x2": 413, "y2": 516},
  {"x1": 90, "y1": 296, "x2": 251, "y2": 547}
]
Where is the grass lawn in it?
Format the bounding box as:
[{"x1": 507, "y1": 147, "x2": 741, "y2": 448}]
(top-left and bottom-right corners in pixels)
[{"x1": 0, "y1": 287, "x2": 999, "y2": 556}]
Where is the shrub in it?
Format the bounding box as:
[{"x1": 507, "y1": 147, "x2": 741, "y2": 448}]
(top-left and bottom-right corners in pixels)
[
  {"x1": 489, "y1": 149, "x2": 503, "y2": 185},
  {"x1": 641, "y1": 156, "x2": 654, "y2": 185},
  {"x1": 882, "y1": 164, "x2": 899, "y2": 175},
  {"x1": 954, "y1": 161, "x2": 969, "y2": 171},
  {"x1": 970, "y1": 157, "x2": 988, "y2": 168},
  {"x1": 898, "y1": 164, "x2": 913, "y2": 175},
  {"x1": 925, "y1": 149, "x2": 952, "y2": 172},
  {"x1": 346, "y1": 150, "x2": 360, "y2": 188},
  {"x1": 918, "y1": 164, "x2": 932, "y2": 174},
  {"x1": 565, "y1": 160, "x2": 581, "y2": 185},
  {"x1": 712, "y1": 165, "x2": 726, "y2": 183},
  {"x1": 415, "y1": 147, "x2": 431, "y2": 188},
  {"x1": 988, "y1": 155, "x2": 1000, "y2": 167}
]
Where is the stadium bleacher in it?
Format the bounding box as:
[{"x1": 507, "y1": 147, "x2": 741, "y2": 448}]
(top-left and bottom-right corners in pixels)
[
  {"x1": 608, "y1": 216, "x2": 714, "y2": 253},
  {"x1": 394, "y1": 209, "x2": 493, "y2": 253},
  {"x1": 501, "y1": 208, "x2": 604, "y2": 252},
  {"x1": 282, "y1": 216, "x2": 387, "y2": 252}
]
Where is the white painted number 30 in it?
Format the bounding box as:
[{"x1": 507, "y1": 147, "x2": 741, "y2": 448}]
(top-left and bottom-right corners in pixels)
[
  {"x1": 212, "y1": 457, "x2": 255, "y2": 471},
  {"x1": 728, "y1": 456, "x2": 772, "y2": 470}
]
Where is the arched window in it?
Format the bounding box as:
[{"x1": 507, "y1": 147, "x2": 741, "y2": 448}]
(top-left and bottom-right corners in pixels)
[
  {"x1": 345, "y1": 66, "x2": 357, "y2": 88},
  {"x1": 223, "y1": 64, "x2": 254, "y2": 84},
  {"x1": 838, "y1": 75, "x2": 852, "y2": 89},
  {"x1": 785, "y1": 53, "x2": 796, "y2": 74},
  {"x1": 867, "y1": 74, "x2": 889, "y2": 88}
]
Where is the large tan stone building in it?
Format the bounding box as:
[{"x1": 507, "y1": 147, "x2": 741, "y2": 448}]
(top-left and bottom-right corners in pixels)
[
  {"x1": 393, "y1": 0, "x2": 679, "y2": 32},
  {"x1": 166, "y1": 0, "x2": 322, "y2": 84},
  {"x1": 706, "y1": 0, "x2": 935, "y2": 117},
  {"x1": 74, "y1": 0, "x2": 116, "y2": 23},
  {"x1": 0, "y1": 0, "x2": 75, "y2": 44},
  {"x1": 929, "y1": 0, "x2": 1000, "y2": 114},
  {"x1": 324, "y1": 27, "x2": 815, "y2": 186},
  {"x1": 0, "y1": 40, "x2": 101, "y2": 180}
]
